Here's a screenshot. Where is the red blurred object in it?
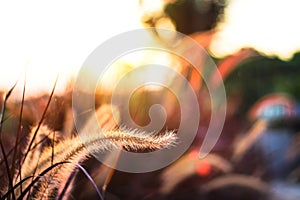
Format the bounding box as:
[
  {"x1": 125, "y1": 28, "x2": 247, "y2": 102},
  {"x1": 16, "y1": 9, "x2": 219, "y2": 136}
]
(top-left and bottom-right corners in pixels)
[
  {"x1": 189, "y1": 150, "x2": 212, "y2": 176},
  {"x1": 196, "y1": 161, "x2": 212, "y2": 176}
]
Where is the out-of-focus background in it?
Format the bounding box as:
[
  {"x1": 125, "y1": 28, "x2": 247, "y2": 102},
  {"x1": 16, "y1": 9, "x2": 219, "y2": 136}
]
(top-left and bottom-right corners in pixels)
[{"x1": 1, "y1": 0, "x2": 300, "y2": 199}]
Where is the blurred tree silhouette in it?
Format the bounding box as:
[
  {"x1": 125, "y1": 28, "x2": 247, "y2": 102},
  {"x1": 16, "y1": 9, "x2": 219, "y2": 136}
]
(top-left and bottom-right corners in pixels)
[
  {"x1": 142, "y1": 0, "x2": 226, "y2": 35},
  {"x1": 225, "y1": 51, "x2": 300, "y2": 117},
  {"x1": 164, "y1": 0, "x2": 226, "y2": 35}
]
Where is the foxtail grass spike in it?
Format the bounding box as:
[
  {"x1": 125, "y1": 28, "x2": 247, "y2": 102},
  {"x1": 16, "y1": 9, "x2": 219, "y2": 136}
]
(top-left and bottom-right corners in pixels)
[{"x1": 18, "y1": 129, "x2": 176, "y2": 199}]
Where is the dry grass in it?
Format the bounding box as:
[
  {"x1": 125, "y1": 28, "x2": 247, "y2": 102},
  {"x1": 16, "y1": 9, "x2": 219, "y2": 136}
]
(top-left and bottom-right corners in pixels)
[{"x1": 0, "y1": 83, "x2": 177, "y2": 200}]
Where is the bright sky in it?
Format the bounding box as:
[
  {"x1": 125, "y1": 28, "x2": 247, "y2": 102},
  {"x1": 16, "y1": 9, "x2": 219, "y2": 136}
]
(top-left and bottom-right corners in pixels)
[
  {"x1": 211, "y1": 0, "x2": 300, "y2": 59},
  {"x1": 0, "y1": 0, "x2": 143, "y2": 96},
  {"x1": 1, "y1": 0, "x2": 300, "y2": 96}
]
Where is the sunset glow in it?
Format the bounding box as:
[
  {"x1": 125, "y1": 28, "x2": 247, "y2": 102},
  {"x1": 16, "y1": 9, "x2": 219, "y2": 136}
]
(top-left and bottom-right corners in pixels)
[{"x1": 1, "y1": 0, "x2": 300, "y2": 96}]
